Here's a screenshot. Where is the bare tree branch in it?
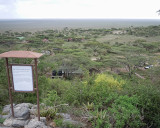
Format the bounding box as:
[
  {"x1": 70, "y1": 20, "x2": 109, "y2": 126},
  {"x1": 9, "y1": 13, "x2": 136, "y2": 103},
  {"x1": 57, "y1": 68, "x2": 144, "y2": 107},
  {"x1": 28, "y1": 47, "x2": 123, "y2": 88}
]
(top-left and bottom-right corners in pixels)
[{"x1": 157, "y1": 10, "x2": 160, "y2": 15}]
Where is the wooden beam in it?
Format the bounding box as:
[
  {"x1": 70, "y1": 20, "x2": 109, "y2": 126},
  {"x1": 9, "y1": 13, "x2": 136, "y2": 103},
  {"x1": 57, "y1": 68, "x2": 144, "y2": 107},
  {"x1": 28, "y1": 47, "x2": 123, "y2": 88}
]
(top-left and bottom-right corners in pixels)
[{"x1": 5, "y1": 58, "x2": 14, "y2": 117}]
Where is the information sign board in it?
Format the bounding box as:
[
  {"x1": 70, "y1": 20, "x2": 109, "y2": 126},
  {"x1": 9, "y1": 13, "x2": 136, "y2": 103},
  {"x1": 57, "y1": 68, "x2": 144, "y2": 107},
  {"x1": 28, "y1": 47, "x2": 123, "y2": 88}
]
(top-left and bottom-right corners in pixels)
[{"x1": 11, "y1": 65, "x2": 34, "y2": 92}]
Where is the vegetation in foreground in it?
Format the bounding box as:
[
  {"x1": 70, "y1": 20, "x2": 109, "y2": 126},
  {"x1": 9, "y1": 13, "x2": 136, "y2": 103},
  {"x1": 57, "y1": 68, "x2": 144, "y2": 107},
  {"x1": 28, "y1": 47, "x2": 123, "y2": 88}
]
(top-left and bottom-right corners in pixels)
[{"x1": 0, "y1": 25, "x2": 160, "y2": 127}]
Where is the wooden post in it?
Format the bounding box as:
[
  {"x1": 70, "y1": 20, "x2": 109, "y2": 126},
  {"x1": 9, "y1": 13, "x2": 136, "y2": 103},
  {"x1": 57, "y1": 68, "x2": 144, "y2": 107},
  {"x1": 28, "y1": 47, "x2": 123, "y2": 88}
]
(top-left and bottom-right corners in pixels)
[
  {"x1": 5, "y1": 58, "x2": 14, "y2": 117},
  {"x1": 35, "y1": 58, "x2": 40, "y2": 121}
]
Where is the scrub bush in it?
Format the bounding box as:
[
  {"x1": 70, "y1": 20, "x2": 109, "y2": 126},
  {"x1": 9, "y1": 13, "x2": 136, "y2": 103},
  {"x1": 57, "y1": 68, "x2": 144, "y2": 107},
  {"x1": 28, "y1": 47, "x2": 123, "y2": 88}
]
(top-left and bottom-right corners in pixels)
[{"x1": 92, "y1": 95, "x2": 143, "y2": 128}]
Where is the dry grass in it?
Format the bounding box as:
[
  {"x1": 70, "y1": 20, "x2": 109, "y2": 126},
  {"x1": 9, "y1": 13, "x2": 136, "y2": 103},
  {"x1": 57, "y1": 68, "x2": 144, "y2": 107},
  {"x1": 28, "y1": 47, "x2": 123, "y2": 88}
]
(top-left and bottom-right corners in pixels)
[
  {"x1": 145, "y1": 36, "x2": 160, "y2": 42},
  {"x1": 97, "y1": 35, "x2": 146, "y2": 44}
]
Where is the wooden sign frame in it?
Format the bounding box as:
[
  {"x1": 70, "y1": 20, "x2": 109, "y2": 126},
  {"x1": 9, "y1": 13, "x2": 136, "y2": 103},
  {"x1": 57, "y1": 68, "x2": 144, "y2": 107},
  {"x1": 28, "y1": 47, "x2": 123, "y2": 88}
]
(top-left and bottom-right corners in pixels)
[
  {"x1": 0, "y1": 51, "x2": 43, "y2": 121},
  {"x1": 5, "y1": 58, "x2": 40, "y2": 121}
]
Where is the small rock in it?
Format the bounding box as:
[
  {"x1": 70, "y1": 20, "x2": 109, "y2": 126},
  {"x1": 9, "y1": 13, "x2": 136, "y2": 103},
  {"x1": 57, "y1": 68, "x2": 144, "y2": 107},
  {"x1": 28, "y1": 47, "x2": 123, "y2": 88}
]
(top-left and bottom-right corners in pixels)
[
  {"x1": 56, "y1": 113, "x2": 87, "y2": 128},
  {"x1": 30, "y1": 115, "x2": 36, "y2": 119},
  {"x1": 49, "y1": 121, "x2": 56, "y2": 127},
  {"x1": 56, "y1": 113, "x2": 70, "y2": 119},
  {"x1": 40, "y1": 103, "x2": 46, "y2": 107},
  {"x1": 63, "y1": 119, "x2": 86, "y2": 128},
  {"x1": 29, "y1": 109, "x2": 37, "y2": 115},
  {"x1": 31, "y1": 105, "x2": 37, "y2": 109}
]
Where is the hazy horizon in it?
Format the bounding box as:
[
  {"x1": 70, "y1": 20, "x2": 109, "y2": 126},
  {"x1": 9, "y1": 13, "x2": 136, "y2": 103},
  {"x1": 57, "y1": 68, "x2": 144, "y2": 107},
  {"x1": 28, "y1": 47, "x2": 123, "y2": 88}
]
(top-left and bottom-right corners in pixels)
[
  {"x1": 0, "y1": 18, "x2": 160, "y2": 20},
  {"x1": 0, "y1": 19, "x2": 160, "y2": 32}
]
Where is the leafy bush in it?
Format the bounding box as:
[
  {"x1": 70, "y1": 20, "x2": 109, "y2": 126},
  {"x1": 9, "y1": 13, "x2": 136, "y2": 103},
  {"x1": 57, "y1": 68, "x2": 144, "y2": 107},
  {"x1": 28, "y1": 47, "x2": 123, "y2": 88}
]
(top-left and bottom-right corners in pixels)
[
  {"x1": 95, "y1": 74, "x2": 125, "y2": 90},
  {"x1": 48, "y1": 73, "x2": 125, "y2": 109},
  {"x1": 108, "y1": 95, "x2": 143, "y2": 128},
  {"x1": 125, "y1": 81, "x2": 160, "y2": 127},
  {"x1": 43, "y1": 90, "x2": 61, "y2": 106},
  {"x1": 92, "y1": 95, "x2": 143, "y2": 128}
]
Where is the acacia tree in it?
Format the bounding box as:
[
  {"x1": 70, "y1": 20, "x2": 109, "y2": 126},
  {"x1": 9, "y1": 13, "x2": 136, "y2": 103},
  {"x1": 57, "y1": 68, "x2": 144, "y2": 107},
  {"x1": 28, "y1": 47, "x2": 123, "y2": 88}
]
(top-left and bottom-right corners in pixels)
[
  {"x1": 157, "y1": 10, "x2": 160, "y2": 15},
  {"x1": 118, "y1": 45, "x2": 147, "y2": 78},
  {"x1": 119, "y1": 54, "x2": 147, "y2": 78},
  {"x1": 84, "y1": 41, "x2": 111, "y2": 56}
]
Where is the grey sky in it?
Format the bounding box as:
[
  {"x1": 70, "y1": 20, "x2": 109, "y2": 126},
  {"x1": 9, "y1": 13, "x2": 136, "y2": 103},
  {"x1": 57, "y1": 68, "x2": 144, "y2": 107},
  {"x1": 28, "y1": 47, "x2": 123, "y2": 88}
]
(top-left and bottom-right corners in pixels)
[
  {"x1": 0, "y1": 0, "x2": 160, "y2": 19},
  {"x1": 0, "y1": 0, "x2": 17, "y2": 18}
]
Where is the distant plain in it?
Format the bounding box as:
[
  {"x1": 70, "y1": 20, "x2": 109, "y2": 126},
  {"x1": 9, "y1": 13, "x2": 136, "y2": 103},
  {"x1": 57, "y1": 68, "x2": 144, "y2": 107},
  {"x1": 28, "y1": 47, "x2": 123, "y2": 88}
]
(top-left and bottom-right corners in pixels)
[{"x1": 0, "y1": 19, "x2": 160, "y2": 32}]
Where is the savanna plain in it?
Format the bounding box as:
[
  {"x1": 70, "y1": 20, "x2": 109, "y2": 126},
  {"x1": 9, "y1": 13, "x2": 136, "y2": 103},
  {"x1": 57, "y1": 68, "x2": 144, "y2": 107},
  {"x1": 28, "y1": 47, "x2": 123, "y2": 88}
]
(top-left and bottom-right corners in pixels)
[{"x1": 0, "y1": 22, "x2": 160, "y2": 128}]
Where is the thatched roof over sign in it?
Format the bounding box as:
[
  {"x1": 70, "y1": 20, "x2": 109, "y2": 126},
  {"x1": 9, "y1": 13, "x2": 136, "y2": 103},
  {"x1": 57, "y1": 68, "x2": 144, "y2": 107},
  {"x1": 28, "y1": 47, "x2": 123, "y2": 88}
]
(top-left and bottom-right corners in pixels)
[{"x1": 0, "y1": 51, "x2": 43, "y2": 58}]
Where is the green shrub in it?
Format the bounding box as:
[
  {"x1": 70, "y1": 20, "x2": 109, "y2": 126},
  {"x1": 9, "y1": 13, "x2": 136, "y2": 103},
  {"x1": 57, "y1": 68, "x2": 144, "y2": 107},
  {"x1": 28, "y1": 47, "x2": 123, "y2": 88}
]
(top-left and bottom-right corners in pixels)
[
  {"x1": 0, "y1": 118, "x2": 5, "y2": 124},
  {"x1": 91, "y1": 110, "x2": 111, "y2": 128},
  {"x1": 51, "y1": 73, "x2": 125, "y2": 108},
  {"x1": 83, "y1": 102, "x2": 94, "y2": 111},
  {"x1": 43, "y1": 90, "x2": 61, "y2": 106},
  {"x1": 94, "y1": 74, "x2": 125, "y2": 90},
  {"x1": 54, "y1": 119, "x2": 63, "y2": 127},
  {"x1": 40, "y1": 108, "x2": 57, "y2": 120},
  {"x1": 108, "y1": 95, "x2": 143, "y2": 128},
  {"x1": 62, "y1": 122, "x2": 81, "y2": 128},
  {"x1": 126, "y1": 81, "x2": 160, "y2": 127},
  {"x1": 92, "y1": 95, "x2": 143, "y2": 128},
  {"x1": 39, "y1": 73, "x2": 160, "y2": 127}
]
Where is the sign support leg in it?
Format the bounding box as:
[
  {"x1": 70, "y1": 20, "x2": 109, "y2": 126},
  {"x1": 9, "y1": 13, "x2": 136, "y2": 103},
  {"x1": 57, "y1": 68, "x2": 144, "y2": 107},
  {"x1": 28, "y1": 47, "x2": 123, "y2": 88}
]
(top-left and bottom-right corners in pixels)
[
  {"x1": 35, "y1": 58, "x2": 40, "y2": 121},
  {"x1": 5, "y1": 58, "x2": 14, "y2": 117}
]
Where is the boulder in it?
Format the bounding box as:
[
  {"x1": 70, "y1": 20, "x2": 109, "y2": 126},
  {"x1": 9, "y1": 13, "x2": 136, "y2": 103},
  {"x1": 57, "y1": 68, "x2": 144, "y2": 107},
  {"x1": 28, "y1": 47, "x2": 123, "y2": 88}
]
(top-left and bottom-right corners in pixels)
[
  {"x1": 12, "y1": 119, "x2": 29, "y2": 127},
  {"x1": 24, "y1": 118, "x2": 48, "y2": 128},
  {"x1": 0, "y1": 126, "x2": 13, "y2": 128},
  {"x1": 3, "y1": 118, "x2": 13, "y2": 127},
  {"x1": 3, "y1": 117, "x2": 29, "y2": 127},
  {"x1": 2, "y1": 103, "x2": 51, "y2": 128},
  {"x1": 34, "y1": 117, "x2": 46, "y2": 124},
  {"x1": 1, "y1": 114, "x2": 11, "y2": 119},
  {"x1": 11, "y1": 106, "x2": 30, "y2": 120},
  {"x1": 2, "y1": 104, "x2": 15, "y2": 114},
  {"x1": 3, "y1": 117, "x2": 48, "y2": 128},
  {"x1": 15, "y1": 103, "x2": 33, "y2": 109}
]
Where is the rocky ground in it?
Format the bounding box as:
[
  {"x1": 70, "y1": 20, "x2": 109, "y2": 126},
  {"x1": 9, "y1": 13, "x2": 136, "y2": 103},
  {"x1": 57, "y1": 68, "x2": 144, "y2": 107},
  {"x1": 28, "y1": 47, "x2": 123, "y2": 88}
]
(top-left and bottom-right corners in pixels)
[{"x1": 0, "y1": 103, "x2": 87, "y2": 128}]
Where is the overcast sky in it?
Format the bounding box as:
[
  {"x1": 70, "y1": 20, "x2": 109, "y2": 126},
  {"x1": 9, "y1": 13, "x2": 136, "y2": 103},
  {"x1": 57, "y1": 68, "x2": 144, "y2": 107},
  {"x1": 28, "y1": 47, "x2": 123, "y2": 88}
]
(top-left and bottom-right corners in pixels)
[{"x1": 0, "y1": 0, "x2": 160, "y2": 19}]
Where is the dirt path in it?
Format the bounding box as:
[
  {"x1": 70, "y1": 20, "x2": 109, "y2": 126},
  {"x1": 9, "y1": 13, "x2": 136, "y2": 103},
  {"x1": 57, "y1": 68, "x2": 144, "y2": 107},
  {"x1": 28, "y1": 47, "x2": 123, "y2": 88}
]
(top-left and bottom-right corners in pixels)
[{"x1": 135, "y1": 72, "x2": 145, "y2": 79}]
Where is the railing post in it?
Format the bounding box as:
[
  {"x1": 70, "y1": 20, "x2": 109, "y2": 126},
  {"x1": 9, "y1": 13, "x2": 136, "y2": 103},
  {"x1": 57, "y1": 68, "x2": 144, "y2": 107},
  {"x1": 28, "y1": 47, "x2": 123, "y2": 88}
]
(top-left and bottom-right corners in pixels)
[
  {"x1": 35, "y1": 58, "x2": 40, "y2": 121},
  {"x1": 5, "y1": 58, "x2": 14, "y2": 117}
]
